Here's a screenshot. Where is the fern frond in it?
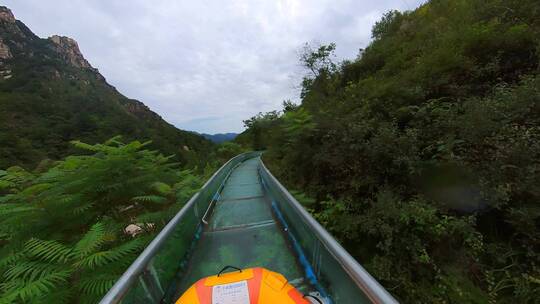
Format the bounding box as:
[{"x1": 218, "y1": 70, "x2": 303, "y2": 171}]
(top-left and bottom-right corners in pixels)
[
  {"x1": 104, "y1": 135, "x2": 123, "y2": 146},
  {"x1": 124, "y1": 140, "x2": 152, "y2": 151},
  {"x1": 151, "y1": 182, "x2": 172, "y2": 195},
  {"x1": 51, "y1": 178, "x2": 88, "y2": 193},
  {"x1": 0, "y1": 180, "x2": 15, "y2": 190},
  {"x1": 3, "y1": 261, "x2": 69, "y2": 282},
  {"x1": 0, "y1": 194, "x2": 15, "y2": 203},
  {"x1": 132, "y1": 195, "x2": 167, "y2": 204},
  {"x1": 0, "y1": 292, "x2": 17, "y2": 304},
  {"x1": 89, "y1": 253, "x2": 137, "y2": 272},
  {"x1": 74, "y1": 238, "x2": 145, "y2": 270},
  {"x1": 57, "y1": 194, "x2": 79, "y2": 204},
  {"x1": 72, "y1": 202, "x2": 95, "y2": 215},
  {"x1": 37, "y1": 168, "x2": 63, "y2": 182},
  {"x1": 136, "y1": 208, "x2": 171, "y2": 223},
  {"x1": 73, "y1": 222, "x2": 108, "y2": 258},
  {"x1": 77, "y1": 273, "x2": 118, "y2": 297},
  {"x1": 0, "y1": 252, "x2": 25, "y2": 270},
  {"x1": 94, "y1": 182, "x2": 123, "y2": 193},
  {"x1": 24, "y1": 239, "x2": 72, "y2": 263},
  {"x1": 20, "y1": 183, "x2": 52, "y2": 196},
  {"x1": 30, "y1": 287, "x2": 74, "y2": 304},
  {"x1": 0, "y1": 203, "x2": 38, "y2": 216},
  {"x1": 70, "y1": 141, "x2": 101, "y2": 152},
  {"x1": 1, "y1": 269, "x2": 71, "y2": 302},
  {"x1": 123, "y1": 174, "x2": 153, "y2": 186}
]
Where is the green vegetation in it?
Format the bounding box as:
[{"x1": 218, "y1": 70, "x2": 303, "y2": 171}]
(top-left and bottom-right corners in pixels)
[
  {"x1": 215, "y1": 142, "x2": 246, "y2": 162},
  {"x1": 0, "y1": 138, "x2": 205, "y2": 303},
  {"x1": 0, "y1": 57, "x2": 213, "y2": 169},
  {"x1": 1, "y1": 0, "x2": 539, "y2": 302},
  {"x1": 238, "y1": 0, "x2": 540, "y2": 302},
  {"x1": 0, "y1": 12, "x2": 213, "y2": 170}
]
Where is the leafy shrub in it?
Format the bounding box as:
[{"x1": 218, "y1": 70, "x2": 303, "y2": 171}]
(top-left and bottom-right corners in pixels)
[{"x1": 0, "y1": 138, "x2": 204, "y2": 303}]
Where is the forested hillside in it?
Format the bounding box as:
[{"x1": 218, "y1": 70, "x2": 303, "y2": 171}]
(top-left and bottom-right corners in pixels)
[
  {"x1": 201, "y1": 132, "x2": 238, "y2": 143},
  {"x1": 237, "y1": 0, "x2": 540, "y2": 302},
  {"x1": 0, "y1": 6, "x2": 213, "y2": 169}
]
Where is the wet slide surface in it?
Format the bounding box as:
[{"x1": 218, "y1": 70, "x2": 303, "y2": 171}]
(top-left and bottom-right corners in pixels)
[{"x1": 173, "y1": 157, "x2": 310, "y2": 298}]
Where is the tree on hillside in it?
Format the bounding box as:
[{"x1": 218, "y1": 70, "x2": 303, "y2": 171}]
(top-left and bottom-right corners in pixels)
[
  {"x1": 242, "y1": 111, "x2": 281, "y2": 150},
  {"x1": 299, "y1": 43, "x2": 338, "y2": 98}
]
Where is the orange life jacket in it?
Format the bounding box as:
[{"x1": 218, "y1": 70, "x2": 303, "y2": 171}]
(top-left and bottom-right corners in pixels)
[{"x1": 176, "y1": 267, "x2": 309, "y2": 304}]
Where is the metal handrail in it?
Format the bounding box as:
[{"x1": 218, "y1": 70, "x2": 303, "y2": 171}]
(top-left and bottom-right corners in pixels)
[
  {"x1": 99, "y1": 152, "x2": 257, "y2": 304},
  {"x1": 201, "y1": 161, "x2": 242, "y2": 224},
  {"x1": 258, "y1": 159, "x2": 399, "y2": 304}
]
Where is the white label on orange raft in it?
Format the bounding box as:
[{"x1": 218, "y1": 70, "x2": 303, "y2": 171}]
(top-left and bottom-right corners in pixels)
[{"x1": 212, "y1": 280, "x2": 250, "y2": 304}]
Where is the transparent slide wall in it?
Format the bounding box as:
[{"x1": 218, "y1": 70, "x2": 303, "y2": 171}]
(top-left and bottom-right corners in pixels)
[
  {"x1": 259, "y1": 161, "x2": 374, "y2": 304},
  {"x1": 102, "y1": 153, "x2": 394, "y2": 304}
]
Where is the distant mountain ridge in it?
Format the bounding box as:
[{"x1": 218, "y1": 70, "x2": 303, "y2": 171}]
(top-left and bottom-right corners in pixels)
[
  {"x1": 200, "y1": 132, "x2": 238, "y2": 143},
  {"x1": 0, "y1": 6, "x2": 213, "y2": 168}
]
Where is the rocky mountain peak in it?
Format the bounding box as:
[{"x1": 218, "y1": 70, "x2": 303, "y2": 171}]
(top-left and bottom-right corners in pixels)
[
  {"x1": 0, "y1": 7, "x2": 93, "y2": 70},
  {"x1": 48, "y1": 35, "x2": 92, "y2": 69},
  {"x1": 0, "y1": 7, "x2": 15, "y2": 23},
  {"x1": 0, "y1": 38, "x2": 12, "y2": 60}
]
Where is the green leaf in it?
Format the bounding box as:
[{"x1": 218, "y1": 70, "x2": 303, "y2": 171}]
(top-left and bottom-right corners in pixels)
[
  {"x1": 73, "y1": 222, "x2": 108, "y2": 259},
  {"x1": 74, "y1": 238, "x2": 145, "y2": 270},
  {"x1": 24, "y1": 239, "x2": 72, "y2": 263},
  {"x1": 151, "y1": 182, "x2": 172, "y2": 195},
  {"x1": 132, "y1": 195, "x2": 168, "y2": 204}
]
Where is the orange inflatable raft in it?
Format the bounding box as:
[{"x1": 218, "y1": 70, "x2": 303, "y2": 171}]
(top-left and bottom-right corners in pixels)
[{"x1": 175, "y1": 267, "x2": 317, "y2": 304}]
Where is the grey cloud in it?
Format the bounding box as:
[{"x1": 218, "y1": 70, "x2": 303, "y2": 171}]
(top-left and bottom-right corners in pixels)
[{"x1": 4, "y1": 0, "x2": 425, "y2": 133}]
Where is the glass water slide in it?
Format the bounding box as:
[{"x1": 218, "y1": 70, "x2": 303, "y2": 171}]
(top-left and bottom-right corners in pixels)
[{"x1": 99, "y1": 153, "x2": 398, "y2": 304}]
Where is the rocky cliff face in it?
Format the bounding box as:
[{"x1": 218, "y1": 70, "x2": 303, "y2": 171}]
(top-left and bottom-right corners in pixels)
[
  {"x1": 48, "y1": 35, "x2": 92, "y2": 69},
  {"x1": 0, "y1": 38, "x2": 11, "y2": 60},
  {"x1": 0, "y1": 6, "x2": 15, "y2": 23},
  {"x1": 0, "y1": 7, "x2": 15, "y2": 61},
  {"x1": 0, "y1": 6, "x2": 115, "y2": 99},
  {"x1": 122, "y1": 99, "x2": 164, "y2": 122},
  {"x1": 0, "y1": 6, "x2": 94, "y2": 70},
  {"x1": 0, "y1": 6, "x2": 34, "y2": 43}
]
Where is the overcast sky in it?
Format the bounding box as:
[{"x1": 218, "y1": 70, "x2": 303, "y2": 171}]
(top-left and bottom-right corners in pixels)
[{"x1": 5, "y1": 0, "x2": 424, "y2": 134}]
